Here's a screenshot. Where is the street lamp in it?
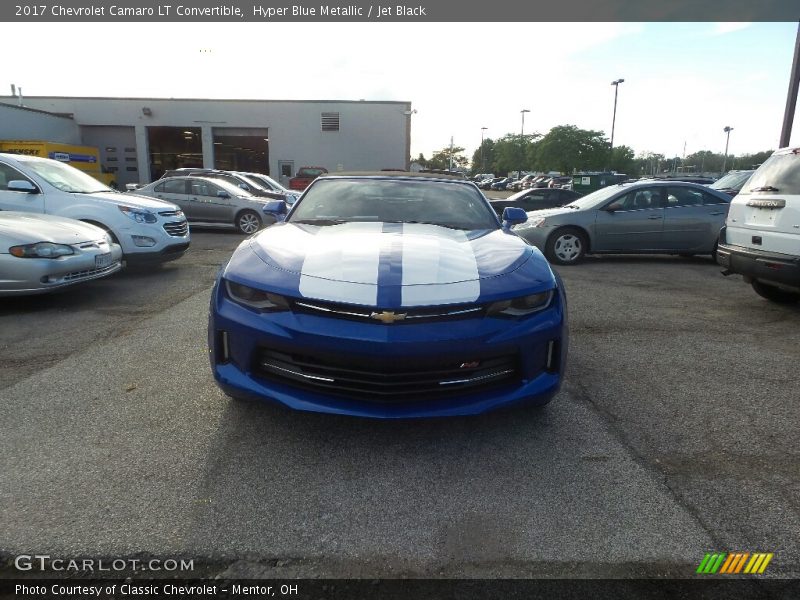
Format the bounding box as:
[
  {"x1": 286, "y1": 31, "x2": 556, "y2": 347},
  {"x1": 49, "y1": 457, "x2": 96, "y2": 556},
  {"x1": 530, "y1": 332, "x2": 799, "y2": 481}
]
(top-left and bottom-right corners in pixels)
[
  {"x1": 722, "y1": 126, "x2": 734, "y2": 173},
  {"x1": 520, "y1": 109, "x2": 530, "y2": 177},
  {"x1": 610, "y1": 78, "x2": 624, "y2": 150},
  {"x1": 480, "y1": 127, "x2": 488, "y2": 171}
]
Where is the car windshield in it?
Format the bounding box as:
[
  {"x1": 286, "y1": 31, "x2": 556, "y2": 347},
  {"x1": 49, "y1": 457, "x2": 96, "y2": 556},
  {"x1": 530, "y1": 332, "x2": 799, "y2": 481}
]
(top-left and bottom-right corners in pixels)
[
  {"x1": 288, "y1": 178, "x2": 500, "y2": 230},
  {"x1": 22, "y1": 159, "x2": 113, "y2": 193},
  {"x1": 557, "y1": 184, "x2": 626, "y2": 209},
  {"x1": 710, "y1": 171, "x2": 754, "y2": 190},
  {"x1": 738, "y1": 152, "x2": 800, "y2": 195}
]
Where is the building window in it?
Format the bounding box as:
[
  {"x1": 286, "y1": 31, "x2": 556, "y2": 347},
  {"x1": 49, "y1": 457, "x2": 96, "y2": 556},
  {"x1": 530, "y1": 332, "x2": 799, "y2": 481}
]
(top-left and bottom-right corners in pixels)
[
  {"x1": 126, "y1": 167, "x2": 138, "y2": 172},
  {"x1": 124, "y1": 147, "x2": 136, "y2": 153},
  {"x1": 321, "y1": 112, "x2": 340, "y2": 132},
  {"x1": 105, "y1": 147, "x2": 117, "y2": 152},
  {"x1": 126, "y1": 157, "x2": 137, "y2": 162},
  {"x1": 107, "y1": 157, "x2": 118, "y2": 162}
]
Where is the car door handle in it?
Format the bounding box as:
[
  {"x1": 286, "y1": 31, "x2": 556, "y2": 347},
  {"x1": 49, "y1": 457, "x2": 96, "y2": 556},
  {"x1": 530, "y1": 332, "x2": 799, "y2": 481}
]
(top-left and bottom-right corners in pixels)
[
  {"x1": 709, "y1": 211, "x2": 725, "y2": 216},
  {"x1": 648, "y1": 215, "x2": 662, "y2": 220}
]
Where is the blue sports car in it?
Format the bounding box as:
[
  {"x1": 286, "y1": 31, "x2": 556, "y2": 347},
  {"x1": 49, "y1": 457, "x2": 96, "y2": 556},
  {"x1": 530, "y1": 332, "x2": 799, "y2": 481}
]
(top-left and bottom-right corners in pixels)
[{"x1": 208, "y1": 172, "x2": 568, "y2": 418}]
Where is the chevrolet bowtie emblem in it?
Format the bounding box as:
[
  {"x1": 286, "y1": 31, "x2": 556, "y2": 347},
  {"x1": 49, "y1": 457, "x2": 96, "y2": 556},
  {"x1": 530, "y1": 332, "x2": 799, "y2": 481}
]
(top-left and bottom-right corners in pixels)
[{"x1": 370, "y1": 310, "x2": 407, "y2": 324}]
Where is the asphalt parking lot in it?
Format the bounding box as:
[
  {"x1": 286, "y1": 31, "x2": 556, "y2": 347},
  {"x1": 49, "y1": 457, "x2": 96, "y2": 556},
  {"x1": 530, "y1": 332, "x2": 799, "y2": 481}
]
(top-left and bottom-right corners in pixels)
[{"x1": 1, "y1": 228, "x2": 798, "y2": 580}]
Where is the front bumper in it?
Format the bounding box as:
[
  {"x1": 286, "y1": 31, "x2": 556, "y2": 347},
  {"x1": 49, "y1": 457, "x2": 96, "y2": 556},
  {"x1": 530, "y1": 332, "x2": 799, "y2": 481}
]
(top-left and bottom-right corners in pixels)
[
  {"x1": 208, "y1": 285, "x2": 568, "y2": 418},
  {"x1": 0, "y1": 243, "x2": 123, "y2": 296},
  {"x1": 119, "y1": 217, "x2": 190, "y2": 264},
  {"x1": 123, "y1": 241, "x2": 190, "y2": 265}
]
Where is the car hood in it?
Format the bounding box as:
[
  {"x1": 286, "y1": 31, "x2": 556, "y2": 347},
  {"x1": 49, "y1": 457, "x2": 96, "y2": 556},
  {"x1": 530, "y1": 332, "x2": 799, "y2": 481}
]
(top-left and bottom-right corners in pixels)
[
  {"x1": 0, "y1": 212, "x2": 107, "y2": 245},
  {"x1": 97, "y1": 191, "x2": 179, "y2": 211},
  {"x1": 229, "y1": 221, "x2": 553, "y2": 307}
]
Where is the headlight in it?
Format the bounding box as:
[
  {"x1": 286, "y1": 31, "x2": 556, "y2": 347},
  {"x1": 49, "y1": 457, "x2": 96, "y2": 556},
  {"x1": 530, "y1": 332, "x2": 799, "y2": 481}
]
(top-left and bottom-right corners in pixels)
[
  {"x1": 225, "y1": 280, "x2": 290, "y2": 311},
  {"x1": 487, "y1": 290, "x2": 553, "y2": 317},
  {"x1": 118, "y1": 205, "x2": 157, "y2": 223},
  {"x1": 9, "y1": 242, "x2": 75, "y2": 258},
  {"x1": 515, "y1": 216, "x2": 547, "y2": 230}
]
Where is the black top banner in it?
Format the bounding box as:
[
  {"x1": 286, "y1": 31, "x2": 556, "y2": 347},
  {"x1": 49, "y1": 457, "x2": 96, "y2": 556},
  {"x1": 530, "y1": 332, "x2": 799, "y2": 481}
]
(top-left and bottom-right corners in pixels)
[{"x1": 1, "y1": 0, "x2": 799, "y2": 22}]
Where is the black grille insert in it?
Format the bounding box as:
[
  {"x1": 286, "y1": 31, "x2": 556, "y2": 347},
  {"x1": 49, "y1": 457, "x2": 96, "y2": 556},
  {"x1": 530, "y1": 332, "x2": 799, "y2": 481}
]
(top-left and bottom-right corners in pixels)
[{"x1": 254, "y1": 349, "x2": 519, "y2": 402}]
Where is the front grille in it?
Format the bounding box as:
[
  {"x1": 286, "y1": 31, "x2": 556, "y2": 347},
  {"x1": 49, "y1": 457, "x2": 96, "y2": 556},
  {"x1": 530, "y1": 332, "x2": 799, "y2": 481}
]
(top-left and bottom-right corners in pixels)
[
  {"x1": 291, "y1": 298, "x2": 485, "y2": 324},
  {"x1": 60, "y1": 263, "x2": 119, "y2": 282},
  {"x1": 163, "y1": 220, "x2": 189, "y2": 237},
  {"x1": 254, "y1": 349, "x2": 519, "y2": 402}
]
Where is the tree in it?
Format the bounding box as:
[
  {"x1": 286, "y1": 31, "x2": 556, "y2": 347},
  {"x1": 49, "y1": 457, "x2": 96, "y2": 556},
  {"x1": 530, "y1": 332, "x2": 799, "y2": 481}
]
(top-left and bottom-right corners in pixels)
[
  {"x1": 608, "y1": 145, "x2": 636, "y2": 175},
  {"x1": 470, "y1": 138, "x2": 496, "y2": 174},
  {"x1": 535, "y1": 125, "x2": 608, "y2": 173},
  {"x1": 492, "y1": 134, "x2": 540, "y2": 175},
  {"x1": 428, "y1": 145, "x2": 468, "y2": 170}
]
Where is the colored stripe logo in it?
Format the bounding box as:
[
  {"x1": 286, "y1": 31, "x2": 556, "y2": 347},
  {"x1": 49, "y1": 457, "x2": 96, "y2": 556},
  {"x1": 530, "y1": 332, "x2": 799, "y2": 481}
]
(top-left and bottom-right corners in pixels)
[{"x1": 696, "y1": 552, "x2": 773, "y2": 574}]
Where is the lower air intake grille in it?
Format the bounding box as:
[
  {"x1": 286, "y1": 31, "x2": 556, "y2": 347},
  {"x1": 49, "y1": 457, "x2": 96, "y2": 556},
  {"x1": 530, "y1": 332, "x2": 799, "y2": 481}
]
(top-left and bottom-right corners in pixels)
[{"x1": 255, "y1": 349, "x2": 519, "y2": 402}]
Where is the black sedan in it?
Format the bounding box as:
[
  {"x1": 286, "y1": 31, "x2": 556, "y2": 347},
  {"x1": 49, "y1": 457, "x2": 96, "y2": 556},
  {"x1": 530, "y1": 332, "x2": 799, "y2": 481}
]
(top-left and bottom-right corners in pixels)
[{"x1": 489, "y1": 188, "x2": 583, "y2": 215}]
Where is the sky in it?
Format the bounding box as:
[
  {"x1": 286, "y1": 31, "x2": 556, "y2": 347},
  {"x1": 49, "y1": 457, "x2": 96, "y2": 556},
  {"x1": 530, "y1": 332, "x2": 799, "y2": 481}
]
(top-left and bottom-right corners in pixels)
[{"x1": 4, "y1": 21, "x2": 799, "y2": 162}]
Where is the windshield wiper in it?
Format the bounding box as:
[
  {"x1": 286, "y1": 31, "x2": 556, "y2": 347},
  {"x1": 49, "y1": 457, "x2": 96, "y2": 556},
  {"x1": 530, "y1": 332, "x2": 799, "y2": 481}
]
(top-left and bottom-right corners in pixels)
[
  {"x1": 562, "y1": 204, "x2": 580, "y2": 209},
  {"x1": 750, "y1": 186, "x2": 779, "y2": 192}
]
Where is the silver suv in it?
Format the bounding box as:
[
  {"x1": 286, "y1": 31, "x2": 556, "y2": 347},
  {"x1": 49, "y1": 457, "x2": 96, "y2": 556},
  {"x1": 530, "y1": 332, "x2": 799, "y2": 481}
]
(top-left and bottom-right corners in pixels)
[{"x1": 717, "y1": 147, "x2": 800, "y2": 303}]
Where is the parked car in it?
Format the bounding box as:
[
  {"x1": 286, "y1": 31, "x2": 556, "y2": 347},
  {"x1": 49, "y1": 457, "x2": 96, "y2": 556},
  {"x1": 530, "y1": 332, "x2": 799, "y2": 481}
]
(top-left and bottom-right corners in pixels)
[
  {"x1": 708, "y1": 170, "x2": 755, "y2": 197},
  {"x1": 513, "y1": 180, "x2": 733, "y2": 265},
  {"x1": 490, "y1": 177, "x2": 516, "y2": 191},
  {"x1": 288, "y1": 166, "x2": 328, "y2": 191},
  {"x1": 489, "y1": 188, "x2": 583, "y2": 215},
  {"x1": 160, "y1": 169, "x2": 277, "y2": 199},
  {"x1": 132, "y1": 176, "x2": 276, "y2": 234},
  {"x1": 480, "y1": 177, "x2": 505, "y2": 190},
  {"x1": 0, "y1": 153, "x2": 189, "y2": 264},
  {"x1": 0, "y1": 212, "x2": 122, "y2": 296},
  {"x1": 208, "y1": 172, "x2": 568, "y2": 418},
  {"x1": 236, "y1": 172, "x2": 300, "y2": 205},
  {"x1": 717, "y1": 148, "x2": 799, "y2": 303}
]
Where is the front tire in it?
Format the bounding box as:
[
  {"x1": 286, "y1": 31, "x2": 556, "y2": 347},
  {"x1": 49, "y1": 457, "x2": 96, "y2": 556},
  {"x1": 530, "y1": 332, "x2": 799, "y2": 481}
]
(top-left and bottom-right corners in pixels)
[
  {"x1": 236, "y1": 210, "x2": 261, "y2": 235},
  {"x1": 545, "y1": 227, "x2": 587, "y2": 265},
  {"x1": 751, "y1": 280, "x2": 800, "y2": 304}
]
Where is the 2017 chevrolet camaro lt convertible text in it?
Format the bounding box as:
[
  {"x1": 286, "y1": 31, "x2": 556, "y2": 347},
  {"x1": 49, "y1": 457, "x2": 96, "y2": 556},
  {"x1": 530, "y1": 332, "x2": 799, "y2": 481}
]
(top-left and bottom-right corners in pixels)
[{"x1": 208, "y1": 173, "x2": 568, "y2": 418}]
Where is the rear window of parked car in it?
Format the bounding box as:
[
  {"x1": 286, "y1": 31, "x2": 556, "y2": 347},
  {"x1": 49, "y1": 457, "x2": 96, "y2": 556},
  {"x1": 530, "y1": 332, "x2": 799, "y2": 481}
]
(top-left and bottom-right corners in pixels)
[{"x1": 738, "y1": 152, "x2": 800, "y2": 196}]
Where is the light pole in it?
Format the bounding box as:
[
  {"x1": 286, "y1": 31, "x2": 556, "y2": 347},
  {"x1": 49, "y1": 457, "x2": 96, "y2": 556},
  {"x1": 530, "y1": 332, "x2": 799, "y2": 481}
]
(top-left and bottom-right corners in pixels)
[
  {"x1": 520, "y1": 109, "x2": 530, "y2": 177},
  {"x1": 610, "y1": 78, "x2": 624, "y2": 150},
  {"x1": 480, "y1": 127, "x2": 488, "y2": 172},
  {"x1": 722, "y1": 126, "x2": 734, "y2": 173}
]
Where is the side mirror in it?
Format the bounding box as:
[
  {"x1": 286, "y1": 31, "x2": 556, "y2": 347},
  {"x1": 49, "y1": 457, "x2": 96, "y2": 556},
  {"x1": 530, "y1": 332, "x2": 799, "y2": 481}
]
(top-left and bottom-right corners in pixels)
[
  {"x1": 502, "y1": 206, "x2": 528, "y2": 228},
  {"x1": 605, "y1": 202, "x2": 622, "y2": 212},
  {"x1": 7, "y1": 180, "x2": 38, "y2": 193},
  {"x1": 217, "y1": 191, "x2": 231, "y2": 199},
  {"x1": 263, "y1": 200, "x2": 288, "y2": 222}
]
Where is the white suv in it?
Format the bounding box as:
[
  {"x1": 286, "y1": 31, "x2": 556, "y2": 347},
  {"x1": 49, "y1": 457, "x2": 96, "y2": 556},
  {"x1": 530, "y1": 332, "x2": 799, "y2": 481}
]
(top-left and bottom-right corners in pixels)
[
  {"x1": 0, "y1": 153, "x2": 190, "y2": 264},
  {"x1": 716, "y1": 147, "x2": 800, "y2": 303}
]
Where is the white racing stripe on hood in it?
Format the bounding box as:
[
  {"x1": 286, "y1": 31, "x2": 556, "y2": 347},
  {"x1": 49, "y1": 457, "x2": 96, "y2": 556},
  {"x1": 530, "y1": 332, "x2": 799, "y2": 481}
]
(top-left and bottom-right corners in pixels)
[
  {"x1": 298, "y1": 222, "x2": 383, "y2": 305},
  {"x1": 400, "y1": 224, "x2": 480, "y2": 306}
]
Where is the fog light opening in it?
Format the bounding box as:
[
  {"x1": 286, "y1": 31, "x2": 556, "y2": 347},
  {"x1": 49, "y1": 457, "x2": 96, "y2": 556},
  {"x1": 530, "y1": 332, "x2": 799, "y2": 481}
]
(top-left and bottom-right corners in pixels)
[
  {"x1": 218, "y1": 330, "x2": 230, "y2": 364},
  {"x1": 131, "y1": 235, "x2": 157, "y2": 247},
  {"x1": 546, "y1": 340, "x2": 560, "y2": 373}
]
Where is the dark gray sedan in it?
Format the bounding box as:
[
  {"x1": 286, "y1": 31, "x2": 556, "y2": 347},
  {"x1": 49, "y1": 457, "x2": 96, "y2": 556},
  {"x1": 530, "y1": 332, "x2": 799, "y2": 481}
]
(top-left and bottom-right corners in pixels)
[
  {"x1": 513, "y1": 181, "x2": 732, "y2": 265},
  {"x1": 132, "y1": 176, "x2": 275, "y2": 234}
]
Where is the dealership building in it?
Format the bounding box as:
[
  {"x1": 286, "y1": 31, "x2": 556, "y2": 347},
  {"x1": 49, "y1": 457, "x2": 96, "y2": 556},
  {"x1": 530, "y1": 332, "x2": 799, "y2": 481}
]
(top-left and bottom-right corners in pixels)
[{"x1": 0, "y1": 94, "x2": 413, "y2": 188}]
